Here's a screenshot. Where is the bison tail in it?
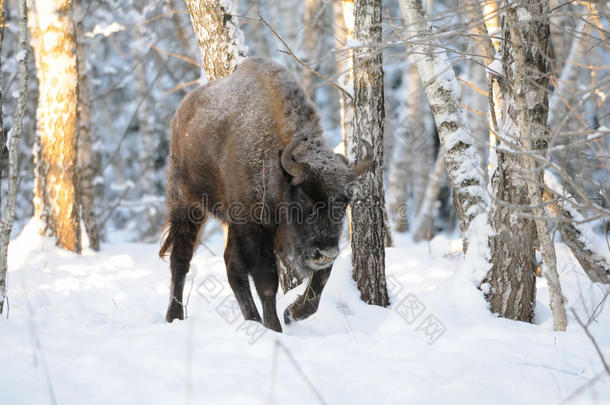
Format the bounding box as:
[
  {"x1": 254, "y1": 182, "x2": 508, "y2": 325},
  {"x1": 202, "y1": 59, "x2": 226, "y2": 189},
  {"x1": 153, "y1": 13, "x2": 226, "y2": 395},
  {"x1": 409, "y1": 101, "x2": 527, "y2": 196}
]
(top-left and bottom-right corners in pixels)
[{"x1": 159, "y1": 222, "x2": 173, "y2": 258}]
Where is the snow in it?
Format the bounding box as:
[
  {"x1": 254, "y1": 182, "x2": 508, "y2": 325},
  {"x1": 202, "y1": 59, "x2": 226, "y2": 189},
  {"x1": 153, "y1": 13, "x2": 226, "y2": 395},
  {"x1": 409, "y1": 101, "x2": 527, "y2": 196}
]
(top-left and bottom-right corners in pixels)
[
  {"x1": 85, "y1": 22, "x2": 125, "y2": 38},
  {"x1": 15, "y1": 50, "x2": 27, "y2": 62},
  {"x1": 344, "y1": 39, "x2": 362, "y2": 49},
  {"x1": 4, "y1": 128, "x2": 12, "y2": 150},
  {"x1": 486, "y1": 57, "x2": 502, "y2": 77},
  {"x1": 516, "y1": 7, "x2": 532, "y2": 23},
  {"x1": 2, "y1": 222, "x2": 610, "y2": 404}
]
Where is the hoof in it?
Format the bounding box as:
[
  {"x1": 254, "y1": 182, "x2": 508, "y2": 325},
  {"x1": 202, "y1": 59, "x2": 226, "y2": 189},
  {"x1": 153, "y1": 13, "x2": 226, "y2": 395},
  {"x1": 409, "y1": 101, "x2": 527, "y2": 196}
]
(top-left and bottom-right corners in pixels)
[
  {"x1": 265, "y1": 320, "x2": 283, "y2": 333},
  {"x1": 283, "y1": 306, "x2": 293, "y2": 326},
  {"x1": 166, "y1": 302, "x2": 184, "y2": 323}
]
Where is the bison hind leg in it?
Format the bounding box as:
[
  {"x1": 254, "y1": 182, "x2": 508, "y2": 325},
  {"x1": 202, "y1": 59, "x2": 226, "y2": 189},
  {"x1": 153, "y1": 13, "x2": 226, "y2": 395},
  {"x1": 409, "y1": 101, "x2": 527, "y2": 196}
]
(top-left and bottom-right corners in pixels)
[{"x1": 164, "y1": 205, "x2": 205, "y2": 322}]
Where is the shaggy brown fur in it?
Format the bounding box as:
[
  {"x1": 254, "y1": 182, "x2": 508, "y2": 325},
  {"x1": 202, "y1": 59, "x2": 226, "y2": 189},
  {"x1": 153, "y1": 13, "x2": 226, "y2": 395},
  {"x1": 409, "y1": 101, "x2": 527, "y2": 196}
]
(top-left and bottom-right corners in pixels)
[{"x1": 161, "y1": 58, "x2": 372, "y2": 332}]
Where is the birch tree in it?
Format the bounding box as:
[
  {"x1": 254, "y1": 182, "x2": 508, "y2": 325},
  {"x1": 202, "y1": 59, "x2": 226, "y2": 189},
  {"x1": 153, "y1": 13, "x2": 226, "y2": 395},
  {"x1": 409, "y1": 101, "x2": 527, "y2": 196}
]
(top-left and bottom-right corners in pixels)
[
  {"x1": 350, "y1": 0, "x2": 389, "y2": 306},
  {"x1": 0, "y1": 0, "x2": 4, "y2": 191},
  {"x1": 465, "y1": 0, "x2": 566, "y2": 326},
  {"x1": 301, "y1": 0, "x2": 325, "y2": 101},
  {"x1": 543, "y1": 183, "x2": 610, "y2": 285},
  {"x1": 75, "y1": 0, "x2": 101, "y2": 250},
  {"x1": 183, "y1": 0, "x2": 247, "y2": 82},
  {"x1": 412, "y1": 148, "x2": 445, "y2": 241},
  {"x1": 31, "y1": 0, "x2": 81, "y2": 253},
  {"x1": 388, "y1": 62, "x2": 428, "y2": 233},
  {"x1": 333, "y1": 0, "x2": 355, "y2": 156},
  {"x1": 0, "y1": 0, "x2": 29, "y2": 314},
  {"x1": 399, "y1": 0, "x2": 490, "y2": 255},
  {"x1": 506, "y1": 1, "x2": 566, "y2": 329}
]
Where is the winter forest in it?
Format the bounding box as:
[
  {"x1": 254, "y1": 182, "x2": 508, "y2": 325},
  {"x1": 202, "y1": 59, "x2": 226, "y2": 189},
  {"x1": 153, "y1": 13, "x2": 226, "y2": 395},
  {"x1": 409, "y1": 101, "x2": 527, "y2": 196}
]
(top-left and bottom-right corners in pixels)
[{"x1": 0, "y1": 0, "x2": 609, "y2": 403}]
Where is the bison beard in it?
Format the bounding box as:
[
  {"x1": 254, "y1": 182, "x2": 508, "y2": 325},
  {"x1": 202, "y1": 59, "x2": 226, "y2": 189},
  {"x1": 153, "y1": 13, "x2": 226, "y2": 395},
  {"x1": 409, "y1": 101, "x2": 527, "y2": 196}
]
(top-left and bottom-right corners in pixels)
[{"x1": 160, "y1": 58, "x2": 372, "y2": 332}]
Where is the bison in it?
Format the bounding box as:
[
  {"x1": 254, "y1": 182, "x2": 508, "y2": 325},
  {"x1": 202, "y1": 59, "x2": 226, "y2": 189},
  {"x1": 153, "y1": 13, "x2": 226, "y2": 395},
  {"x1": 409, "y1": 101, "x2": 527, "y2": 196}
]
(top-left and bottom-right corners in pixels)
[{"x1": 160, "y1": 57, "x2": 372, "y2": 332}]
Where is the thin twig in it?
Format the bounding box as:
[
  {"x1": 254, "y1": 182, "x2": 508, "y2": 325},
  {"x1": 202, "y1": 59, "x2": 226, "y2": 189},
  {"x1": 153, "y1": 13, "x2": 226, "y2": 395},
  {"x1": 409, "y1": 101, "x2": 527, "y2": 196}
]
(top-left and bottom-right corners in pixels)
[
  {"x1": 571, "y1": 308, "x2": 610, "y2": 376},
  {"x1": 268, "y1": 339, "x2": 328, "y2": 405},
  {"x1": 258, "y1": 13, "x2": 353, "y2": 101}
]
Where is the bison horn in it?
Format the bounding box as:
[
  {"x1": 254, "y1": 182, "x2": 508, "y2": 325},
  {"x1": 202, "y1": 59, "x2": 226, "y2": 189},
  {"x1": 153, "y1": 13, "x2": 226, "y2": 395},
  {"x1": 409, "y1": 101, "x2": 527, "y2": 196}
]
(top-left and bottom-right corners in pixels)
[
  {"x1": 281, "y1": 136, "x2": 306, "y2": 178},
  {"x1": 351, "y1": 140, "x2": 374, "y2": 177}
]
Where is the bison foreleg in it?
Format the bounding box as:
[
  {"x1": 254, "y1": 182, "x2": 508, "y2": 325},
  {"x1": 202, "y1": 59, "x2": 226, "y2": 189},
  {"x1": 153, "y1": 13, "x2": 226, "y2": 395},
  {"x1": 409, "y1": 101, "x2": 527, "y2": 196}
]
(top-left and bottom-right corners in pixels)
[
  {"x1": 284, "y1": 267, "x2": 331, "y2": 325},
  {"x1": 252, "y1": 262, "x2": 282, "y2": 333}
]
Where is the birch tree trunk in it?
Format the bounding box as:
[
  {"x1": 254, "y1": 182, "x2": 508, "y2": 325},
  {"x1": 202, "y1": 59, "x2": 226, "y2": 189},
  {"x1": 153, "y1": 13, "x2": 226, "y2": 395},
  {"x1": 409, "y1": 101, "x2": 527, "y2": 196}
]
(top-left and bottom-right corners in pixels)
[
  {"x1": 412, "y1": 148, "x2": 445, "y2": 242},
  {"x1": 333, "y1": 0, "x2": 355, "y2": 156},
  {"x1": 74, "y1": 0, "x2": 100, "y2": 250},
  {"x1": 0, "y1": 0, "x2": 4, "y2": 199},
  {"x1": 462, "y1": 0, "x2": 539, "y2": 322},
  {"x1": 547, "y1": 10, "x2": 591, "y2": 132},
  {"x1": 302, "y1": 0, "x2": 325, "y2": 101},
  {"x1": 134, "y1": 12, "x2": 155, "y2": 193},
  {"x1": 31, "y1": 0, "x2": 81, "y2": 253},
  {"x1": 506, "y1": 1, "x2": 566, "y2": 330},
  {"x1": 133, "y1": 4, "x2": 163, "y2": 240},
  {"x1": 399, "y1": 0, "x2": 489, "y2": 254},
  {"x1": 0, "y1": 0, "x2": 28, "y2": 314},
  {"x1": 184, "y1": 0, "x2": 247, "y2": 82},
  {"x1": 543, "y1": 181, "x2": 610, "y2": 284},
  {"x1": 389, "y1": 62, "x2": 430, "y2": 233},
  {"x1": 483, "y1": 1, "x2": 542, "y2": 323},
  {"x1": 508, "y1": 2, "x2": 566, "y2": 329},
  {"x1": 350, "y1": 0, "x2": 389, "y2": 307}
]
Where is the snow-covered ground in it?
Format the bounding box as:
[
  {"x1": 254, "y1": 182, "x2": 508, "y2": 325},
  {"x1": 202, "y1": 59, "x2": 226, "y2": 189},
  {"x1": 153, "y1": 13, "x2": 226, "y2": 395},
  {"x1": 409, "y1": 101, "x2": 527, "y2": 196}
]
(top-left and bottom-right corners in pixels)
[{"x1": 1, "y1": 221, "x2": 610, "y2": 405}]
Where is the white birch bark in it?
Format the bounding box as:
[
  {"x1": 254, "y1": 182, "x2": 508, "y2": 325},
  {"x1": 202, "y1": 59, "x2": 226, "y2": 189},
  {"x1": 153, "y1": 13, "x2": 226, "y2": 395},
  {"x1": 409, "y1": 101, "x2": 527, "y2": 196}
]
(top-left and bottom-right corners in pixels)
[
  {"x1": 350, "y1": 0, "x2": 389, "y2": 306},
  {"x1": 184, "y1": 0, "x2": 247, "y2": 82},
  {"x1": 543, "y1": 173, "x2": 610, "y2": 284},
  {"x1": 0, "y1": 0, "x2": 4, "y2": 199},
  {"x1": 301, "y1": 0, "x2": 326, "y2": 101},
  {"x1": 389, "y1": 62, "x2": 425, "y2": 232},
  {"x1": 0, "y1": 0, "x2": 28, "y2": 314},
  {"x1": 399, "y1": 0, "x2": 490, "y2": 260},
  {"x1": 333, "y1": 0, "x2": 355, "y2": 156},
  {"x1": 134, "y1": 20, "x2": 156, "y2": 194},
  {"x1": 547, "y1": 11, "x2": 590, "y2": 132},
  {"x1": 412, "y1": 148, "x2": 445, "y2": 242},
  {"x1": 506, "y1": 2, "x2": 566, "y2": 330}
]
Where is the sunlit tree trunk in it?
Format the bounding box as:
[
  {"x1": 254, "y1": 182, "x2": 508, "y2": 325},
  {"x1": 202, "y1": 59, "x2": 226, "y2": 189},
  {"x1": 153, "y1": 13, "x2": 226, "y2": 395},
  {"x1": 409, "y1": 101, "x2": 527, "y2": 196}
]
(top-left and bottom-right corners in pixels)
[
  {"x1": 31, "y1": 0, "x2": 81, "y2": 253},
  {"x1": 74, "y1": 0, "x2": 100, "y2": 250},
  {"x1": 350, "y1": 0, "x2": 389, "y2": 307}
]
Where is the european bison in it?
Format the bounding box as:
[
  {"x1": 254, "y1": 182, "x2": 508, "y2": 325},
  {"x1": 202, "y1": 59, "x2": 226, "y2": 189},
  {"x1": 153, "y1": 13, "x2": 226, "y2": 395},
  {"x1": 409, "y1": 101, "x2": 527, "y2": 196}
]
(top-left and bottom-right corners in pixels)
[{"x1": 160, "y1": 58, "x2": 372, "y2": 332}]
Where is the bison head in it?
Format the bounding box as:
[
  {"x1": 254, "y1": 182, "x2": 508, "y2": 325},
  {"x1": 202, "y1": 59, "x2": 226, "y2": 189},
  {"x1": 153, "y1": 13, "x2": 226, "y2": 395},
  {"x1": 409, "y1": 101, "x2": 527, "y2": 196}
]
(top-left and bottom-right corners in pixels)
[{"x1": 276, "y1": 136, "x2": 373, "y2": 276}]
